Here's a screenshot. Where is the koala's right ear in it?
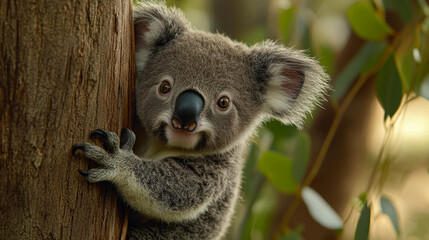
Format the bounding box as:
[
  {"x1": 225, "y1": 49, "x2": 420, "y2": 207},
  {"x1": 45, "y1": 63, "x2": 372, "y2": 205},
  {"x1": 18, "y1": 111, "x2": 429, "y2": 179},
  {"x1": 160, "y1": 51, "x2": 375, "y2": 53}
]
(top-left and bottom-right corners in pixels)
[{"x1": 134, "y1": 2, "x2": 189, "y2": 72}]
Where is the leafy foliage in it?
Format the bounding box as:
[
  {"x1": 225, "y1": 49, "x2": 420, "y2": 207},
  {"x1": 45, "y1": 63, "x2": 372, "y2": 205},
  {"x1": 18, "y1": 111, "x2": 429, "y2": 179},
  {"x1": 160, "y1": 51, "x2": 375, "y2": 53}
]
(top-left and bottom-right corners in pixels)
[
  {"x1": 347, "y1": 2, "x2": 392, "y2": 41},
  {"x1": 258, "y1": 151, "x2": 298, "y2": 194},
  {"x1": 380, "y1": 196, "x2": 400, "y2": 235},
  {"x1": 301, "y1": 187, "x2": 343, "y2": 230},
  {"x1": 375, "y1": 56, "x2": 403, "y2": 119},
  {"x1": 354, "y1": 201, "x2": 371, "y2": 240}
]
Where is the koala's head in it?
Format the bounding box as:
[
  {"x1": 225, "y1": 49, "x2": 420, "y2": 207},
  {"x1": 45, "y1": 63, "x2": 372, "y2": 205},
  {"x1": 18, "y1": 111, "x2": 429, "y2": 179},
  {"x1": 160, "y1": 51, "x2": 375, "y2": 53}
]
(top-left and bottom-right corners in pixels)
[{"x1": 134, "y1": 3, "x2": 329, "y2": 154}]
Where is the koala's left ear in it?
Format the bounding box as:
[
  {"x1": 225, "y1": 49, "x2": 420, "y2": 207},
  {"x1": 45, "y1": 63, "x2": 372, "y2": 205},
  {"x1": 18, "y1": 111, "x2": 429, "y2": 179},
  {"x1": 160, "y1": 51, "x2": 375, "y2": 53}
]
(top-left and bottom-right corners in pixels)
[
  {"x1": 249, "y1": 41, "x2": 330, "y2": 129},
  {"x1": 133, "y1": 2, "x2": 189, "y2": 73}
]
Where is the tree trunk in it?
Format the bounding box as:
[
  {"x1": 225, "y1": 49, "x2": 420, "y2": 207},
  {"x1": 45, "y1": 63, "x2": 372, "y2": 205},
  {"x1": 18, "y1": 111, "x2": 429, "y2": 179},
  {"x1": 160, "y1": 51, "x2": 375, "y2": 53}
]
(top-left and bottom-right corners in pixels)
[{"x1": 0, "y1": 0, "x2": 134, "y2": 239}]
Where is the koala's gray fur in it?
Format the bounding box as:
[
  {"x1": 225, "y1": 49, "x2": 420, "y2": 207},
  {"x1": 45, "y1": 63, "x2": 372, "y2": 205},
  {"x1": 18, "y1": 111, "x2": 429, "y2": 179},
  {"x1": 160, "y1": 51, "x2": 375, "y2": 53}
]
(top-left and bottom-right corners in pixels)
[{"x1": 73, "y1": 2, "x2": 329, "y2": 240}]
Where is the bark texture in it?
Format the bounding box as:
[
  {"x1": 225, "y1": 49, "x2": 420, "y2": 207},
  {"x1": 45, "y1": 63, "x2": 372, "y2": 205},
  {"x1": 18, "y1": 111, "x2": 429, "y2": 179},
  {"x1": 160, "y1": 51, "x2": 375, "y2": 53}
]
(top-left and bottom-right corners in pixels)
[{"x1": 0, "y1": 0, "x2": 134, "y2": 239}]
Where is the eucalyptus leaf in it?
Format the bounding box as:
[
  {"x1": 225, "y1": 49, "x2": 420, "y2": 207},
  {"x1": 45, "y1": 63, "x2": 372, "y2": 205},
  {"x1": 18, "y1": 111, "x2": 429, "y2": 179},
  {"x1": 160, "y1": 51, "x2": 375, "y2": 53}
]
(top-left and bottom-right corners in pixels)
[
  {"x1": 382, "y1": 0, "x2": 412, "y2": 23},
  {"x1": 265, "y1": 120, "x2": 298, "y2": 140},
  {"x1": 354, "y1": 201, "x2": 371, "y2": 240},
  {"x1": 380, "y1": 196, "x2": 400, "y2": 235},
  {"x1": 394, "y1": 48, "x2": 415, "y2": 93},
  {"x1": 347, "y1": 2, "x2": 393, "y2": 41},
  {"x1": 292, "y1": 133, "x2": 310, "y2": 183},
  {"x1": 361, "y1": 42, "x2": 387, "y2": 74},
  {"x1": 333, "y1": 42, "x2": 386, "y2": 101},
  {"x1": 301, "y1": 187, "x2": 343, "y2": 230},
  {"x1": 278, "y1": 225, "x2": 303, "y2": 240},
  {"x1": 278, "y1": 225, "x2": 304, "y2": 240},
  {"x1": 258, "y1": 151, "x2": 299, "y2": 194},
  {"x1": 375, "y1": 56, "x2": 403, "y2": 119},
  {"x1": 278, "y1": 6, "x2": 296, "y2": 43},
  {"x1": 319, "y1": 45, "x2": 334, "y2": 75},
  {"x1": 242, "y1": 183, "x2": 278, "y2": 240},
  {"x1": 420, "y1": 75, "x2": 429, "y2": 101},
  {"x1": 423, "y1": 17, "x2": 429, "y2": 33}
]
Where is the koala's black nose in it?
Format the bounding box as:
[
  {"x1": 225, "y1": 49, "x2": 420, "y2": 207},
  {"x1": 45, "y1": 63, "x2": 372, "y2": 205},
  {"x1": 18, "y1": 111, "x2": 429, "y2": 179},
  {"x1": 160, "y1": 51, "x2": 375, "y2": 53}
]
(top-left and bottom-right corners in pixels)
[{"x1": 172, "y1": 90, "x2": 204, "y2": 132}]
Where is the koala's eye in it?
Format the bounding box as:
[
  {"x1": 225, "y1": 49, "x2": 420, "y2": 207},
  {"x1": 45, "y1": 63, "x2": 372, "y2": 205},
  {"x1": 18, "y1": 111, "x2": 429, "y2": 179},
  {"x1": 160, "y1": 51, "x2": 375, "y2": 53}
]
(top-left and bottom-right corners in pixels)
[
  {"x1": 159, "y1": 80, "x2": 171, "y2": 95},
  {"x1": 217, "y1": 96, "x2": 230, "y2": 110}
]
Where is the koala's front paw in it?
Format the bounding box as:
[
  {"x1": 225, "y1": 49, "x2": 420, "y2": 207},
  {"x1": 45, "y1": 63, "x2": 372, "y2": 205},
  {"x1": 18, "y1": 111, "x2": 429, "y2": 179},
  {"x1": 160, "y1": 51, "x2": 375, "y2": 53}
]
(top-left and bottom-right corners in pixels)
[{"x1": 72, "y1": 128, "x2": 136, "y2": 183}]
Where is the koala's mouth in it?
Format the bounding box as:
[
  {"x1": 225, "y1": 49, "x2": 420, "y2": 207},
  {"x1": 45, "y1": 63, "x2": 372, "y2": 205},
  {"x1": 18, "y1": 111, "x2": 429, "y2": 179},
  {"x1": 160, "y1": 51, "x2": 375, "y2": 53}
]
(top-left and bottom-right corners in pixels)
[
  {"x1": 155, "y1": 122, "x2": 202, "y2": 150},
  {"x1": 165, "y1": 126, "x2": 202, "y2": 149}
]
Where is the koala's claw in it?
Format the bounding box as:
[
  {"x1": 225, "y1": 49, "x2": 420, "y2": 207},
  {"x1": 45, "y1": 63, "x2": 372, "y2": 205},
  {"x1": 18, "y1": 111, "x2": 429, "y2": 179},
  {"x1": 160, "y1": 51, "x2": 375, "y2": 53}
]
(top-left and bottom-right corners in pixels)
[
  {"x1": 90, "y1": 129, "x2": 109, "y2": 141},
  {"x1": 78, "y1": 168, "x2": 115, "y2": 183},
  {"x1": 78, "y1": 169, "x2": 89, "y2": 177},
  {"x1": 72, "y1": 144, "x2": 86, "y2": 155},
  {"x1": 89, "y1": 129, "x2": 119, "y2": 153},
  {"x1": 72, "y1": 129, "x2": 137, "y2": 183},
  {"x1": 120, "y1": 128, "x2": 136, "y2": 150}
]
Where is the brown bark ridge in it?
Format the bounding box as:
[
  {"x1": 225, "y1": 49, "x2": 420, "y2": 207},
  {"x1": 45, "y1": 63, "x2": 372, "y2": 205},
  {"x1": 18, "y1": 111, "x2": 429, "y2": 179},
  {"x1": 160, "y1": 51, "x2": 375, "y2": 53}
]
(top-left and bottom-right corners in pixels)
[{"x1": 0, "y1": 0, "x2": 135, "y2": 239}]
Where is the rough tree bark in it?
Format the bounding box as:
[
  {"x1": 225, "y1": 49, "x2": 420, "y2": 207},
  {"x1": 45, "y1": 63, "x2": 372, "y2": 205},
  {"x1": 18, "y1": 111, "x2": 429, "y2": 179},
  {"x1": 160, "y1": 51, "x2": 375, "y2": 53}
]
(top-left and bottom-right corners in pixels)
[{"x1": 0, "y1": 0, "x2": 134, "y2": 239}]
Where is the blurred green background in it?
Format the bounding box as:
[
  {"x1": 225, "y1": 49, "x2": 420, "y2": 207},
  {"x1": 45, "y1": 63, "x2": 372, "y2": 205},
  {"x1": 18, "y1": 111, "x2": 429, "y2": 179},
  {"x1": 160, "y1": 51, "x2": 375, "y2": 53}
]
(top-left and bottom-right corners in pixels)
[{"x1": 139, "y1": 0, "x2": 429, "y2": 239}]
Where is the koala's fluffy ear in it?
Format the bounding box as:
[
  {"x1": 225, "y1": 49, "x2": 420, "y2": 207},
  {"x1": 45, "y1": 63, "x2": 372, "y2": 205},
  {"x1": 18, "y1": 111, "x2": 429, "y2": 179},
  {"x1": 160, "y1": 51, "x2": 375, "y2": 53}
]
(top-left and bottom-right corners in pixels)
[
  {"x1": 134, "y1": 2, "x2": 189, "y2": 72},
  {"x1": 250, "y1": 41, "x2": 330, "y2": 129}
]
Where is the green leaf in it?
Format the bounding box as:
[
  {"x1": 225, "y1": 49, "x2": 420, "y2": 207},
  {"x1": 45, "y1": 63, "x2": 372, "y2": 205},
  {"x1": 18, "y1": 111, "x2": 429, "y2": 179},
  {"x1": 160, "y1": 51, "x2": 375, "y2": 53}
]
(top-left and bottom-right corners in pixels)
[
  {"x1": 301, "y1": 187, "x2": 343, "y2": 230},
  {"x1": 333, "y1": 42, "x2": 386, "y2": 101},
  {"x1": 418, "y1": 0, "x2": 429, "y2": 16},
  {"x1": 319, "y1": 45, "x2": 335, "y2": 76},
  {"x1": 265, "y1": 120, "x2": 298, "y2": 140},
  {"x1": 278, "y1": 225, "x2": 304, "y2": 240},
  {"x1": 278, "y1": 6, "x2": 296, "y2": 43},
  {"x1": 361, "y1": 42, "x2": 387, "y2": 74},
  {"x1": 415, "y1": 31, "x2": 429, "y2": 92},
  {"x1": 423, "y1": 17, "x2": 429, "y2": 33},
  {"x1": 241, "y1": 26, "x2": 267, "y2": 45},
  {"x1": 354, "y1": 201, "x2": 371, "y2": 240},
  {"x1": 243, "y1": 183, "x2": 278, "y2": 240},
  {"x1": 420, "y1": 75, "x2": 429, "y2": 101},
  {"x1": 258, "y1": 151, "x2": 299, "y2": 193},
  {"x1": 375, "y1": 55, "x2": 403, "y2": 119},
  {"x1": 394, "y1": 48, "x2": 416, "y2": 93},
  {"x1": 358, "y1": 192, "x2": 368, "y2": 205},
  {"x1": 380, "y1": 196, "x2": 400, "y2": 235},
  {"x1": 347, "y1": 2, "x2": 393, "y2": 41},
  {"x1": 383, "y1": 0, "x2": 412, "y2": 23},
  {"x1": 292, "y1": 133, "x2": 310, "y2": 183}
]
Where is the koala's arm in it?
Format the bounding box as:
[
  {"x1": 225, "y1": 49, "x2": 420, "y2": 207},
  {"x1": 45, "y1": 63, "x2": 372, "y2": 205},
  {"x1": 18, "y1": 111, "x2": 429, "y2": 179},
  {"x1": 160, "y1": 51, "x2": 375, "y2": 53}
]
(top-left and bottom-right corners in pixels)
[{"x1": 72, "y1": 129, "x2": 227, "y2": 222}]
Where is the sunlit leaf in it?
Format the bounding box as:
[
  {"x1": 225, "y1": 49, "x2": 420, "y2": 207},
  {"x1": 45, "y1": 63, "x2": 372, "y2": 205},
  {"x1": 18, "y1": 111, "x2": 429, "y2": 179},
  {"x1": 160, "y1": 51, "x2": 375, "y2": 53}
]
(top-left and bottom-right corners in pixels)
[
  {"x1": 354, "y1": 201, "x2": 371, "y2": 240},
  {"x1": 383, "y1": 0, "x2": 412, "y2": 23},
  {"x1": 375, "y1": 56, "x2": 403, "y2": 119},
  {"x1": 333, "y1": 42, "x2": 386, "y2": 101},
  {"x1": 301, "y1": 187, "x2": 343, "y2": 230},
  {"x1": 415, "y1": 31, "x2": 429, "y2": 92},
  {"x1": 423, "y1": 17, "x2": 429, "y2": 33},
  {"x1": 243, "y1": 183, "x2": 278, "y2": 240},
  {"x1": 361, "y1": 42, "x2": 387, "y2": 74},
  {"x1": 278, "y1": 225, "x2": 304, "y2": 240},
  {"x1": 319, "y1": 45, "x2": 335, "y2": 75},
  {"x1": 358, "y1": 192, "x2": 367, "y2": 205},
  {"x1": 418, "y1": 0, "x2": 429, "y2": 16},
  {"x1": 241, "y1": 26, "x2": 267, "y2": 45},
  {"x1": 420, "y1": 75, "x2": 429, "y2": 101},
  {"x1": 258, "y1": 151, "x2": 299, "y2": 193},
  {"x1": 265, "y1": 120, "x2": 298, "y2": 139},
  {"x1": 394, "y1": 47, "x2": 416, "y2": 93},
  {"x1": 347, "y1": 2, "x2": 393, "y2": 41},
  {"x1": 278, "y1": 6, "x2": 296, "y2": 43},
  {"x1": 292, "y1": 133, "x2": 310, "y2": 183},
  {"x1": 380, "y1": 196, "x2": 400, "y2": 235}
]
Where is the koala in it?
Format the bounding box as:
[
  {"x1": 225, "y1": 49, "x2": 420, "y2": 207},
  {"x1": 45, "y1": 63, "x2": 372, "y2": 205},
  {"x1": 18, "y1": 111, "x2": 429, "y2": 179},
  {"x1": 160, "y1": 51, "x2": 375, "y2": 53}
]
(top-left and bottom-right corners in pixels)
[{"x1": 72, "y1": 2, "x2": 329, "y2": 240}]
